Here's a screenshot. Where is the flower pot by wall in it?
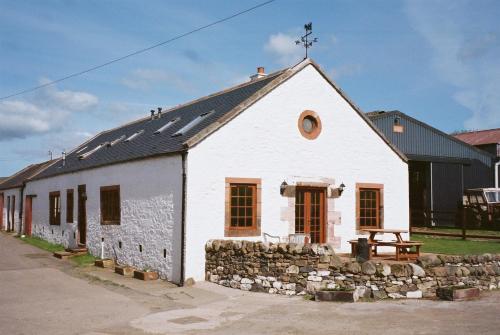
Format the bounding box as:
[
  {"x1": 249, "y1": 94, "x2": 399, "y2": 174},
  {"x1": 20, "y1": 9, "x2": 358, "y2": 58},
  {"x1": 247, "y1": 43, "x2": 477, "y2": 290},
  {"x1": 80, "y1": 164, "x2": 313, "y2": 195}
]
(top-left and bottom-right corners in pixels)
[
  {"x1": 436, "y1": 286, "x2": 480, "y2": 301},
  {"x1": 315, "y1": 290, "x2": 359, "y2": 302},
  {"x1": 115, "y1": 265, "x2": 135, "y2": 277},
  {"x1": 134, "y1": 270, "x2": 159, "y2": 281},
  {"x1": 94, "y1": 258, "x2": 114, "y2": 268}
]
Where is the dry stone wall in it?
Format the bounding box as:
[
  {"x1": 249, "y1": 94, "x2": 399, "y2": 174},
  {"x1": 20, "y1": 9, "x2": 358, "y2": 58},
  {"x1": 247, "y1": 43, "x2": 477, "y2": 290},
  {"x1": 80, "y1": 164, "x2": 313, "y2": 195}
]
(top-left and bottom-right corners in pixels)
[{"x1": 205, "y1": 240, "x2": 500, "y2": 299}]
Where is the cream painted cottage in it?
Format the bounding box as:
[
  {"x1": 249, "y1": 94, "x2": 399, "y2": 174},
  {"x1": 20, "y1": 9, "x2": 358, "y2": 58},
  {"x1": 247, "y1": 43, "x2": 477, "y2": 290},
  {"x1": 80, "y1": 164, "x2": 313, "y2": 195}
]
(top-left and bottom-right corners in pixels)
[{"x1": 19, "y1": 59, "x2": 409, "y2": 284}]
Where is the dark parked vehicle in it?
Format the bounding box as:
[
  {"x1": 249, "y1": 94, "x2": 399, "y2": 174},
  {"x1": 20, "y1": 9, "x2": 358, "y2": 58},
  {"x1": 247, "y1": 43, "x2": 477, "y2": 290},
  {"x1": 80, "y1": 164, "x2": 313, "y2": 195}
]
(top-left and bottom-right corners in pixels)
[{"x1": 463, "y1": 188, "x2": 500, "y2": 228}]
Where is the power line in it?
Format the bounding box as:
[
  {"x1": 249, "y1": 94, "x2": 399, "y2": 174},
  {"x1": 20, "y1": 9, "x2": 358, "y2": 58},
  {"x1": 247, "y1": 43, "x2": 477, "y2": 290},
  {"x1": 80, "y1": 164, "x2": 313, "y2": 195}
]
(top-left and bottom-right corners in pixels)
[{"x1": 0, "y1": 0, "x2": 277, "y2": 101}]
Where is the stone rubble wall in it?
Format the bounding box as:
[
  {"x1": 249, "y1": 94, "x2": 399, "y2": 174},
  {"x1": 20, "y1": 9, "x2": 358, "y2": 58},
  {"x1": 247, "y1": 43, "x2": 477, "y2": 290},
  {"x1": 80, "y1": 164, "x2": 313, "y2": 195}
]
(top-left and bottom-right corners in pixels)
[{"x1": 205, "y1": 240, "x2": 500, "y2": 299}]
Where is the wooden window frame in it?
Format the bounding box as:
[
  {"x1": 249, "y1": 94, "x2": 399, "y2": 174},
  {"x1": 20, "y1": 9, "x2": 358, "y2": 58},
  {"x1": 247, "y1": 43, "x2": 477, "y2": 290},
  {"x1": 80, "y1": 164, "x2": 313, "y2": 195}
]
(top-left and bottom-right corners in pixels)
[
  {"x1": 49, "y1": 191, "x2": 61, "y2": 226},
  {"x1": 100, "y1": 185, "x2": 121, "y2": 225},
  {"x1": 224, "y1": 178, "x2": 261, "y2": 237},
  {"x1": 66, "y1": 189, "x2": 74, "y2": 223},
  {"x1": 356, "y1": 183, "x2": 384, "y2": 231}
]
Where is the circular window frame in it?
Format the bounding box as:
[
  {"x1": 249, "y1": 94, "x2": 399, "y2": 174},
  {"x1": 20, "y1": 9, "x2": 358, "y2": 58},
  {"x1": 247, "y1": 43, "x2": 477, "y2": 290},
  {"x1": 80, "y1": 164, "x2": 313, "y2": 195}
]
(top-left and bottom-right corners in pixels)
[{"x1": 298, "y1": 110, "x2": 322, "y2": 140}]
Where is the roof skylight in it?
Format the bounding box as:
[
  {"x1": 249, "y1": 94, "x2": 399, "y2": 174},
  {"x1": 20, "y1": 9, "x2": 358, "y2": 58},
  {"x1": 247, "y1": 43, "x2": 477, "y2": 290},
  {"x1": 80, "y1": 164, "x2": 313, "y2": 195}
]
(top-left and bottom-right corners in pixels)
[
  {"x1": 76, "y1": 146, "x2": 88, "y2": 154},
  {"x1": 125, "y1": 130, "x2": 144, "y2": 142},
  {"x1": 172, "y1": 110, "x2": 214, "y2": 137},
  {"x1": 154, "y1": 117, "x2": 180, "y2": 134},
  {"x1": 78, "y1": 144, "x2": 104, "y2": 160},
  {"x1": 108, "y1": 135, "x2": 126, "y2": 146}
]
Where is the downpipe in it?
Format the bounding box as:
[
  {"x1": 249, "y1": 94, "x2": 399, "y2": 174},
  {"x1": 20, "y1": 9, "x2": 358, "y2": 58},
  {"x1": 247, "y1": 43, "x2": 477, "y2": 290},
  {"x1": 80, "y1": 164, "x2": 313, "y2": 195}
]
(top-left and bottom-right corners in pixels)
[{"x1": 495, "y1": 161, "x2": 500, "y2": 188}]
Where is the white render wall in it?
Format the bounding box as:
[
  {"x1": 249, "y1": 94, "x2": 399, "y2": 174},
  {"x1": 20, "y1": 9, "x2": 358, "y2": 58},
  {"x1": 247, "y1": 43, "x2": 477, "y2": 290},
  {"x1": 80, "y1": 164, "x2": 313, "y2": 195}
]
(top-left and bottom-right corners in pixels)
[
  {"x1": 185, "y1": 64, "x2": 409, "y2": 281},
  {"x1": 24, "y1": 155, "x2": 184, "y2": 283},
  {"x1": 1, "y1": 188, "x2": 22, "y2": 232}
]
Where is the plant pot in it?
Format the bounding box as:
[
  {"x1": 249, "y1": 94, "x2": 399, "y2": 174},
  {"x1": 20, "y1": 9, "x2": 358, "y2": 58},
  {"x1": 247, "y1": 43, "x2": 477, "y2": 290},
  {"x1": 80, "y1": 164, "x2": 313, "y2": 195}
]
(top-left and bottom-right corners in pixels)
[
  {"x1": 315, "y1": 290, "x2": 359, "y2": 302},
  {"x1": 115, "y1": 265, "x2": 135, "y2": 277},
  {"x1": 436, "y1": 286, "x2": 480, "y2": 301},
  {"x1": 133, "y1": 270, "x2": 159, "y2": 281},
  {"x1": 94, "y1": 258, "x2": 114, "y2": 268}
]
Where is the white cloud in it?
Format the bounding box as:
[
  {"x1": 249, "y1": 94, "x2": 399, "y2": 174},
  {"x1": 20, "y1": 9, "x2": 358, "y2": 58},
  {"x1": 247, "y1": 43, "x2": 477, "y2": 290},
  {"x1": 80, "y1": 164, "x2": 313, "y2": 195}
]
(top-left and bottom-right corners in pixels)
[
  {"x1": 405, "y1": 0, "x2": 500, "y2": 129},
  {"x1": 0, "y1": 82, "x2": 98, "y2": 141},
  {"x1": 265, "y1": 32, "x2": 303, "y2": 66},
  {"x1": 330, "y1": 63, "x2": 363, "y2": 80},
  {"x1": 121, "y1": 68, "x2": 193, "y2": 92}
]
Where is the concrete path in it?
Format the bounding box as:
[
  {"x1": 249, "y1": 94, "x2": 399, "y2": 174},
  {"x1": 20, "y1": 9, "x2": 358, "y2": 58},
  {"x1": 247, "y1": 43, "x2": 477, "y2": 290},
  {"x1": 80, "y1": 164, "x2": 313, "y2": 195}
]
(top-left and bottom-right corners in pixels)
[{"x1": 1, "y1": 232, "x2": 499, "y2": 335}]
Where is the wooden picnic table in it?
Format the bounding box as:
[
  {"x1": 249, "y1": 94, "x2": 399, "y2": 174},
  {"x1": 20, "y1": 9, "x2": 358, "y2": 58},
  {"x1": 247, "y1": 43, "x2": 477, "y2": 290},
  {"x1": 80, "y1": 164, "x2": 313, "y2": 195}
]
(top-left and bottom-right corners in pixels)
[{"x1": 355, "y1": 228, "x2": 422, "y2": 261}]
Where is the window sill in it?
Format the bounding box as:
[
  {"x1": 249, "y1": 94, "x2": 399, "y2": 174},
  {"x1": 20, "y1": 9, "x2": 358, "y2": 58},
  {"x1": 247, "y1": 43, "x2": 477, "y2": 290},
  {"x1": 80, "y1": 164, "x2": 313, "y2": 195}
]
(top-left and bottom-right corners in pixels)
[
  {"x1": 225, "y1": 228, "x2": 260, "y2": 237},
  {"x1": 101, "y1": 221, "x2": 120, "y2": 225}
]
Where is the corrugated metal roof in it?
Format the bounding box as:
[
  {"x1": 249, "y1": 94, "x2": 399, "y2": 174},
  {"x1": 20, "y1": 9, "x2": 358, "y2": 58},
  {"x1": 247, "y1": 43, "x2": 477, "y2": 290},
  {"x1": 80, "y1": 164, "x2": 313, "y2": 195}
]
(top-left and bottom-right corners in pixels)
[
  {"x1": 367, "y1": 111, "x2": 494, "y2": 167},
  {"x1": 454, "y1": 128, "x2": 500, "y2": 146}
]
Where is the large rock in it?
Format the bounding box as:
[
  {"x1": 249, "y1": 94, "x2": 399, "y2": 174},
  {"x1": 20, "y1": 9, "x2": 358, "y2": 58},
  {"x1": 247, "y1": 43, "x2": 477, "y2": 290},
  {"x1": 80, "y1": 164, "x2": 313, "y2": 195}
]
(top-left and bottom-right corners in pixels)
[
  {"x1": 376, "y1": 263, "x2": 391, "y2": 277},
  {"x1": 329, "y1": 254, "x2": 343, "y2": 269},
  {"x1": 417, "y1": 254, "x2": 442, "y2": 268},
  {"x1": 361, "y1": 261, "x2": 377, "y2": 275},
  {"x1": 430, "y1": 266, "x2": 447, "y2": 277},
  {"x1": 345, "y1": 262, "x2": 362, "y2": 274},
  {"x1": 286, "y1": 265, "x2": 300, "y2": 274},
  {"x1": 409, "y1": 263, "x2": 426, "y2": 277},
  {"x1": 391, "y1": 264, "x2": 409, "y2": 277},
  {"x1": 372, "y1": 290, "x2": 388, "y2": 300},
  {"x1": 406, "y1": 290, "x2": 423, "y2": 299}
]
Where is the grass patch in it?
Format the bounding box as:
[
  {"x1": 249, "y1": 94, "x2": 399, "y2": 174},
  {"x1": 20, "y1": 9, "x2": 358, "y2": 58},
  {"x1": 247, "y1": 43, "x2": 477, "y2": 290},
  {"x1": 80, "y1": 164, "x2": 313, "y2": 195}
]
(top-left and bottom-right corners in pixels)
[
  {"x1": 411, "y1": 233, "x2": 500, "y2": 255},
  {"x1": 19, "y1": 235, "x2": 65, "y2": 253},
  {"x1": 71, "y1": 253, "x2": 97, "y2": 267},
  {"x1": 414, "y1": 227, "x2": 500, "y2": 237}
]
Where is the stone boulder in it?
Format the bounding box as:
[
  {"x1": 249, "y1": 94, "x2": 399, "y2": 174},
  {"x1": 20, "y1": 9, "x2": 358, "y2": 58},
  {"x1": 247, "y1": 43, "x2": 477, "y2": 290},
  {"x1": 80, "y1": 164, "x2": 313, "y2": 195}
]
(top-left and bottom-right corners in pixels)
[
  {"x1": 417, "y1": 254, "x2": 442, "y2": 268},
  {"x1": 361, "y1": 261, "x2": 377, "y2": 275},
  {"x1": 409, "y1": 263, "x2": 426, "y2": 277}
]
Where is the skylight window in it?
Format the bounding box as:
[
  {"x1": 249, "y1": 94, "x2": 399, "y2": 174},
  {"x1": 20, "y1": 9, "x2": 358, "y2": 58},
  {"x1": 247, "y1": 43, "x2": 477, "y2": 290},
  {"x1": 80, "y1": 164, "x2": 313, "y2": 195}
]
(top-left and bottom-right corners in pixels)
[
  {"x1": 172, "y1": 110, "x2": 214, "y2": 137},
  {"x1": 76, "y1": 146, "x2": 88, "y2": 154},
  {"x1": 108, "y1": 135, "x2": 126, "y2": 146},
  {"x1": 125, "y1": 130, "x2": 144, "y2": 142},
  {"x1": 154, "y1": 118, "x2": 180, "y2": 134},
  {"x1": 78, "y1": 144, "x2": 104, "y2": 160}
]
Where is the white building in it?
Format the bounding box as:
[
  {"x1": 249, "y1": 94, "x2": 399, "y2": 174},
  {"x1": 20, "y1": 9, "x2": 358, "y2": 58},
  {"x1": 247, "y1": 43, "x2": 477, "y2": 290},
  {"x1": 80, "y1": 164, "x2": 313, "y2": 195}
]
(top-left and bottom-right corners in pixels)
[
  {"x1": 19, "y1": 59, "x2": 409, "y2": 284},
  {"x1": 0, "y1": 161, "x2": 54, "y2": 234}
]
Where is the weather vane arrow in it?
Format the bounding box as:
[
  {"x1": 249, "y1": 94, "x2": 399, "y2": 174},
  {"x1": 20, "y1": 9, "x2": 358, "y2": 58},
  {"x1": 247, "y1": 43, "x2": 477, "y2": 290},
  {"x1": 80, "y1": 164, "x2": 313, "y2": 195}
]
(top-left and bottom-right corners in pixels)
[{"x1": 295, "y1": 22, "x2": 318, "y2": 59}]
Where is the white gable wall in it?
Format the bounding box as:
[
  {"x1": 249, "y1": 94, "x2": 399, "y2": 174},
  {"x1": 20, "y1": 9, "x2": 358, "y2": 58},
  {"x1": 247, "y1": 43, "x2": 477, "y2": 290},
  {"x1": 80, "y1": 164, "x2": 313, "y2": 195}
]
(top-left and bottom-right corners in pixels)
[
  {"x1": 185, "y1": 64, "x2": 409, "y2": 281},
  {"x1": 24, "y1": 155, "x2": 183, "y2": 283}
]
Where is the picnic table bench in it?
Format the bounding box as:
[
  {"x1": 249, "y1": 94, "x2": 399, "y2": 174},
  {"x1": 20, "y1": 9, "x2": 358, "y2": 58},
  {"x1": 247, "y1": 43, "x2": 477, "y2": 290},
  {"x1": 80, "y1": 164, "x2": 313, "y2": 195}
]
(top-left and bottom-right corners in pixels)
[{"x1": 350, "y1": 229, "x2": 423, "y2": 261}]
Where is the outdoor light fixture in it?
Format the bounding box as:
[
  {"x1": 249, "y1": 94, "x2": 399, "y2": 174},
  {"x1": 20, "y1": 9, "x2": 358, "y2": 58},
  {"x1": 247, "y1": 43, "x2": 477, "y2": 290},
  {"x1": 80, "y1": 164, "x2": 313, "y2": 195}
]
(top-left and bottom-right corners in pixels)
[
  {"x1": 394, "y1": 116, "x2": 401, "y2": 125},
  {"x1": 338, "y1": 183, "x2": 346, "y2": 196},
  {"x1": 280, "y1": 181, "x2": 288, "y2": 195}
]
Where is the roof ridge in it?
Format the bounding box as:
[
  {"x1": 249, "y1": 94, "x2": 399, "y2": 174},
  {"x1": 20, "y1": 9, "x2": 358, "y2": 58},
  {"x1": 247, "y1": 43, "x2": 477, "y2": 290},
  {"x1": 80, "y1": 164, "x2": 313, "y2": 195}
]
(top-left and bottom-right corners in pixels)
[{"x1": 454, "y1": 127, "x2": 500, "y2": 134}]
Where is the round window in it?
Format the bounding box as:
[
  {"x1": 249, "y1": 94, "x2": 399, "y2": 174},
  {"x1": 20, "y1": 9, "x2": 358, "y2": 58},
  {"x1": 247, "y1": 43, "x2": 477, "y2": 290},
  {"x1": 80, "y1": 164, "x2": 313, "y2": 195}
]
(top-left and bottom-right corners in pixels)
[{"x1": 298, "y1": 110, "x2": 322, "y2": 139}]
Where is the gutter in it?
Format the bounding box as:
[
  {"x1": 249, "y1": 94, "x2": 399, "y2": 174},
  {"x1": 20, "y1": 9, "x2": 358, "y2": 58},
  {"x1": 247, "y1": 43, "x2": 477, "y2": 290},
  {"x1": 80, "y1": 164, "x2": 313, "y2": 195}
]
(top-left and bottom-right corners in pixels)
[{"x1": 180, "y1": 151, "x2": 188, "y2": 286}]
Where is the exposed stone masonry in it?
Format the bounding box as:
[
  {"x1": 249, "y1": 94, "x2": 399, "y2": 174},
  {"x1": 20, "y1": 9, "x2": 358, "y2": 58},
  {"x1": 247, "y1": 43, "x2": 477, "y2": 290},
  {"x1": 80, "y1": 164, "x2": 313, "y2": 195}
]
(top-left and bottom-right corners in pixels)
[{"x1": 205, "y1": 240, "x2": 500, "y2": 299}]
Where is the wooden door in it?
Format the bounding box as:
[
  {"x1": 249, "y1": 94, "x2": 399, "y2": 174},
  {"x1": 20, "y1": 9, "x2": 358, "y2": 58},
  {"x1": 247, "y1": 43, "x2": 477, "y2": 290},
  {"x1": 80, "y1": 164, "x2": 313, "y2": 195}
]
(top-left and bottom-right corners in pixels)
[
  {"x1": 0, "y1": 193, "x2": 3, "y2": 230},
  {"x1": 24, "y1": 196, "x2": 32, "y2": 236},
  {"x1": 295, "y1": 188, "x2": 326, "y2": 243},
  {"x1": 11, "y1": 195, "x2": 15, "y2": 232},
  {"x1": 77, "y1": 185, "x2": 87, "y2": 245}
]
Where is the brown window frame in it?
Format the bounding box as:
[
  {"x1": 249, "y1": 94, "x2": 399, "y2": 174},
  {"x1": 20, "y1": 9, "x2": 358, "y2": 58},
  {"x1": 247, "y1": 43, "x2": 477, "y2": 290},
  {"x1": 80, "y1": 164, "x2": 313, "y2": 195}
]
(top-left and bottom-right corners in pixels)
[
  {"x1": 100, "y1": 185, "x2": 121, "y2": 225},
  {"x1": 356, "y1": 183, "x2": 384, "y2": 231},
  {"x1": 298, "y1": 110, "x2": 322, "y2": 140},
  {"x1": 224, "y1": 178, "x2": 261, "y2": 237},
  {"x1": 49, "y1": 191, "x2": 61, "y2": 225},
  {"x1": 66, "y1": 189, "x2": 74, "y2": 223}
]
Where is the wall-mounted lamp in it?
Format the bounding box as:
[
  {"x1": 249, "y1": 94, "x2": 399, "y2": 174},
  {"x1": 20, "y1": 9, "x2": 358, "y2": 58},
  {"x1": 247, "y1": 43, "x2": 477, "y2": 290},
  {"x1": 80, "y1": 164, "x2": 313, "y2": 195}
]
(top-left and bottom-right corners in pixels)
[
  {"x1": 394, "y1": 116, "x2": 401, "y2": 125},
  {"x1": 280, "y1": 181, "x2": 288, "y2": 195},
  {"x1": 338, "y1": 182, "x2": 346, "y2": 196}
]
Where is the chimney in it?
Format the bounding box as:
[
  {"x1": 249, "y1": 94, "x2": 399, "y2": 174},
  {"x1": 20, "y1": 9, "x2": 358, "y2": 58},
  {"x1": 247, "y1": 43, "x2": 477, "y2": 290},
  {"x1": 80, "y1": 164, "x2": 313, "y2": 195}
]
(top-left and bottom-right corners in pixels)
[
  {"x1": 250, "y1": 66, "x2": 267, "y2": 81},
  {"x1": 150, "y1": 109, "x2": 155, "y2": 120},
  {"x1": 157, "y1": 107, "x2": 162, "y2": 118}
]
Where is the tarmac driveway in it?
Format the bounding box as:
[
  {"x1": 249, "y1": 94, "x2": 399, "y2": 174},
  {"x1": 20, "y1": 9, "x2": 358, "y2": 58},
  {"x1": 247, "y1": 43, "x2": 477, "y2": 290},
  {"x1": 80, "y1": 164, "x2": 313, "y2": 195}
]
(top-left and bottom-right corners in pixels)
[{"x1": 1, "y1": 232, "x2": 499, "y2": 335}]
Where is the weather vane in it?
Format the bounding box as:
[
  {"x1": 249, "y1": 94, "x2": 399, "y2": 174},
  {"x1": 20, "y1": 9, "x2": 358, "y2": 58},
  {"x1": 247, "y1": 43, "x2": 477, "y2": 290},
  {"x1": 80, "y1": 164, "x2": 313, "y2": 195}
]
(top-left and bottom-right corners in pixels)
[{"x1": 295, "y1": 22, "x2": 318, "y2": 59}]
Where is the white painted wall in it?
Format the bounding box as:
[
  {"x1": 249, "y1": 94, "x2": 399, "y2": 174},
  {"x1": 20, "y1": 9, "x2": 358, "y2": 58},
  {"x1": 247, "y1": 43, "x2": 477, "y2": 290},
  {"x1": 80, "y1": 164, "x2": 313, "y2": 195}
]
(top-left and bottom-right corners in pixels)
[
  {"x1": 24, "y1": 155, "x2": 184, "y2": 283},
  {"x1": 1, "y1": 188, "x2": 22, "y2": 232},
  {"x1": 185, "y1": 64, "x2": 409, "y2": 281}
]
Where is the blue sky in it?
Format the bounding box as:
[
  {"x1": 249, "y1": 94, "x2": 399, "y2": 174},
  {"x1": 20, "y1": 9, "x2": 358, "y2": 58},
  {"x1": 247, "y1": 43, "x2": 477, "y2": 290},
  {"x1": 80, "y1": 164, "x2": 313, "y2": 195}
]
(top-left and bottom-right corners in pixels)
[{"x1": 1, "y1": 0, "x2": 499, "y2": 176}]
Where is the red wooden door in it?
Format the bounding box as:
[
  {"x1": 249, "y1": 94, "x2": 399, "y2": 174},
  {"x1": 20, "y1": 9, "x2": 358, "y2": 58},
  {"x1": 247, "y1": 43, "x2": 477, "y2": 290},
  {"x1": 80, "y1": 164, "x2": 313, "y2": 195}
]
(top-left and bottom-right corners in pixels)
[
  {"x1": 295, "y1": 188, "x2": 326, "y2": 243},
  {"x1": 24, "y1": 196, "x2": 32, "y2": 236}
]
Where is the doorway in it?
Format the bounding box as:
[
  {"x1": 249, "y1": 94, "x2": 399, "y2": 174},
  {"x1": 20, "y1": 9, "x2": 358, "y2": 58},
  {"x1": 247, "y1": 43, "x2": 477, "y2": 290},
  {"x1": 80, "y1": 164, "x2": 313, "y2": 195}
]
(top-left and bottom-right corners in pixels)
[
  {"x1": 77, "y1": 185, "x2": 87, "y2": 246},
  {"x1": 295, "y1": 187, "x2": 326, "y2": 243},
  {"x1": 24, "y1": 196, "x2": 33, "y2": 236},
  {"x1": 0, "y1": 193, "x2": 3, "y2": 230}
]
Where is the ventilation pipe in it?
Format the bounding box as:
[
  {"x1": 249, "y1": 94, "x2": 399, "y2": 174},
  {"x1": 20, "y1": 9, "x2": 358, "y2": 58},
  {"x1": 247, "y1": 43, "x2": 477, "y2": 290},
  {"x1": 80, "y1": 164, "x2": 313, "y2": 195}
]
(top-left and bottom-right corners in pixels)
[
  {"x1": 62, "y1": 150, "x2": 66, "y2": 167},
  {"x1": 157, "y1": 107, "x2": 162, "y2": 118},
  {"x1": 150, "y1": 110, "x2": 155, "y2": 120}
]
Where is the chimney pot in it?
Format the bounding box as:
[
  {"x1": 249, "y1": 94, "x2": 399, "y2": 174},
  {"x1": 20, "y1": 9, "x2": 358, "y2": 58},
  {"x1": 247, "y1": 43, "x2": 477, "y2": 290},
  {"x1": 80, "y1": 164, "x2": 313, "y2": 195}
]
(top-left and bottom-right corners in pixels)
[
  {"x1": 150, "y1": 110, "x2": 155, "y2": 120},
  {"x1": 257, "y1": 67, "x2": 265, "y2": 74},
  {"x1": 157, "y1": 107, "x2": 162, "y2": 118},
  {"x1": 250, "y1": 66, "x2": 267, "y2": 81}
]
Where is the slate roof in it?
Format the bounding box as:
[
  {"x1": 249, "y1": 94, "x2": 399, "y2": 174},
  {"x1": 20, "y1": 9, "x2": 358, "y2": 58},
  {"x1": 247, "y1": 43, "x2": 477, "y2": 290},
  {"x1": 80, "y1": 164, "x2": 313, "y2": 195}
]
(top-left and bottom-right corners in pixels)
[
  {"x1": 33, "y1": 59, "x2": 407, "y2": 181},
  {"x1": 0, "y1": 160, "x2": 56, "y2": 190},
  {"x1": 454, "y1": 128, "x2": 500, "y2": 146}
]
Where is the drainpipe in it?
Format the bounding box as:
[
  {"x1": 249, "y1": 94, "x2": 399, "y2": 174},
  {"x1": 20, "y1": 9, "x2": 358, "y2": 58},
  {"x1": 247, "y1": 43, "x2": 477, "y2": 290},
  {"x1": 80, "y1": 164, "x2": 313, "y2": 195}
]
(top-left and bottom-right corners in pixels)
[
  {"x1": 495, "y1": 161, "x2": 500, "y2": 188},
  {"x1": 180, "y1": 151, "x2": 188, "y2": 286},
  {"x1": 430, "y1": 162, "x2": 434, "y2": 226}
]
